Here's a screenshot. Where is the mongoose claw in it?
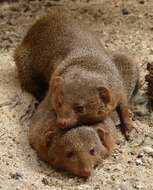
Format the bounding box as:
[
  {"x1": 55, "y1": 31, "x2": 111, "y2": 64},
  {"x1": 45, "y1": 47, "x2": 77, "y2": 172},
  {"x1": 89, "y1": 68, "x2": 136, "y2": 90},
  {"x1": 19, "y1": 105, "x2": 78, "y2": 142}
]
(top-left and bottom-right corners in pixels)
[{"x1": 124, "y1": 123, "x2": 138, "y2": 141}]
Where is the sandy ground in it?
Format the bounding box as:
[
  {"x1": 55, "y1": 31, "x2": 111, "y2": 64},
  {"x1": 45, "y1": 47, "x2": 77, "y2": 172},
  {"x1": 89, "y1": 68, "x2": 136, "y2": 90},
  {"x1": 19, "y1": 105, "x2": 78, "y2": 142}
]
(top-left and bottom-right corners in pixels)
[{"x1": 0, "y1": 0, "x2": 153, "y2": 189}]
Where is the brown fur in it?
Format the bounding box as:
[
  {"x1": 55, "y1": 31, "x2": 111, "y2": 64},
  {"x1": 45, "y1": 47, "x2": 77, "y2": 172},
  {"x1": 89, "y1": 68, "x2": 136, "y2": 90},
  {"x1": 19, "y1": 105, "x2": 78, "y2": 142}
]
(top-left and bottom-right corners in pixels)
[
  {"x1": 15, "y1": 8, "x2": 137, "y2": 137},
  {"x1": 111, "y1": 53, "x2": 139, "y2": 137},
  {"x1": 146, "y1": 62, "x2": 153, "y2": 107},
  {"x1": 29, "y1": 94, "x2": 116, "y2": 178},
  {"x1": 112, "y1": 53, "x2": 139, "y2": 102}
]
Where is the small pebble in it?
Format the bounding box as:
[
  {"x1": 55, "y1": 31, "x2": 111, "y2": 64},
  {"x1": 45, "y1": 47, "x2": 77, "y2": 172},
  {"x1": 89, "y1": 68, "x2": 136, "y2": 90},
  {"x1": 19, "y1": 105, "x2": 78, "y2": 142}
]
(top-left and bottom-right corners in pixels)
[
  {"x1": 143, "y1": 146, "x2": 153, "y2": 156},
  {"x1": 122, "y1": 8, "x2": 129, "y2": 15},
  {"x1": 42, "y1": 177, "x2": 49, "y2": 186},
  {"x1": 137, "y1": 152, "x2": 144, "y2": 158},
  {"x1": 133, "y1": 183, "x2": 143, "y2": 189},
  {"x1": 135, "y1": 159, "x2": 143, "y2": 165},
  {"x1": 139, "y1": 0, "x2": 144, "y2": 4},
  {"x1": 9, "y1": 172, "x2": 22, "y2": 180}
]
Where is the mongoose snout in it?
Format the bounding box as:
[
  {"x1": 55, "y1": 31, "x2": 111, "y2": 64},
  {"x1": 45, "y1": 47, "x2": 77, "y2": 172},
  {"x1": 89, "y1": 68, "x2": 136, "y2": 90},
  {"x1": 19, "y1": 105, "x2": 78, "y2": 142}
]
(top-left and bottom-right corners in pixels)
[
  {"x1": 46, "y1": 127, "x2": 107, "y2": 177},
  {"x1": 51, "y1": 75, "x2": 111, "y2": 129}
]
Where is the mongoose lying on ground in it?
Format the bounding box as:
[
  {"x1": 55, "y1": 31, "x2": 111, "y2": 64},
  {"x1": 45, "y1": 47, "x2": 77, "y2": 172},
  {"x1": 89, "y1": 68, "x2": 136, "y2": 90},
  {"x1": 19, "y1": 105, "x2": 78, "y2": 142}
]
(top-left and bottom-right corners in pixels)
[
  {"x1": 14, "y1": 8, "x2": 135, "y2": 137},
  {"x1": 29, "y1": 94, "x2": 116, "y2": 178}
]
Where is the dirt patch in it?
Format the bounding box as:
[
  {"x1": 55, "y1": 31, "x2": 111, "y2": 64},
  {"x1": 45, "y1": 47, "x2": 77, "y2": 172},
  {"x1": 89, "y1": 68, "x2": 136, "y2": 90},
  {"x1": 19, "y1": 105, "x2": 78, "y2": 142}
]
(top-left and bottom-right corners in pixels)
[{"x1": 0, "y1": 0, "x2": 153, "y2": 189}]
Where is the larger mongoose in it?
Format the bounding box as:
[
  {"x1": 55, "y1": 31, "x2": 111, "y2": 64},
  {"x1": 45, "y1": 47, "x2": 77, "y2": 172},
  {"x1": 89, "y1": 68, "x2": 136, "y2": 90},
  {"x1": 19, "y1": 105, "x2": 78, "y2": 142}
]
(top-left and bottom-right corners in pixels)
[
  {"x1": 15, "y1": 8, "x2": 134, "y2": 137},
  {"x1": 29, "y1": 94, "x2": 116, "y2": 178}
]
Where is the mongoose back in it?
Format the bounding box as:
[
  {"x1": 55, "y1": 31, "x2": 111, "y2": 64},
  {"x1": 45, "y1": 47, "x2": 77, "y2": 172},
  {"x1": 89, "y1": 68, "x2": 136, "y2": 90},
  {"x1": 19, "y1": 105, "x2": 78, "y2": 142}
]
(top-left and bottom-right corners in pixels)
[
  {"x1": 15, "y1": 8, "x2": 134, "y2": 136},
  {"x1": 29, "y1": 95, "x2": 116, "y2": 178}
]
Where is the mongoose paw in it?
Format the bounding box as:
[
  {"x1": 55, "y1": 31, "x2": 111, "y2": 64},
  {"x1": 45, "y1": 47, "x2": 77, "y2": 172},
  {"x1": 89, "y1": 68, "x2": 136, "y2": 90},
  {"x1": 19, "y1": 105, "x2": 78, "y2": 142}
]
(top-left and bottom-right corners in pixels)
[
  {"x1": 124, "y1": 129, "x2": 132, "y2": 141},
  {"x1": 124, "y1": 123, "x2": 138, "y2": 141}
]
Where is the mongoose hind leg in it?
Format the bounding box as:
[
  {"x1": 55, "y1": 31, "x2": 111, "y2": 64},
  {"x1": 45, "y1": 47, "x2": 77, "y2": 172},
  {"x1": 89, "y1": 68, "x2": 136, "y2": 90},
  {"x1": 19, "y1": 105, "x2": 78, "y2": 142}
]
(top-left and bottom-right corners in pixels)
[
  {"x1": 112, "y1": 53, "x2": 139, "y2": 102},
  {"x1": 111, "y1": 53, "x2": 139, "y2": 140},
  {"x1": 19, "y1": 67, "x2": 46, "y2": 101}
]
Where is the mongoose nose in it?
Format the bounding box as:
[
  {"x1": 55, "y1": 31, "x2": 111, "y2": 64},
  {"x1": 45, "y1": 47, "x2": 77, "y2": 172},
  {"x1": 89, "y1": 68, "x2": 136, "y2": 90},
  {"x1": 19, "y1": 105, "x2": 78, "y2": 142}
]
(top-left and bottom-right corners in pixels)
[
  {"x1": 58, "y1": 119, "x2": 70, "y2": 129},
  {"x1": 58, "y1": 124, "x2": 67, "y2": 129},
  {"x1": 82, "y1": 168, "x2": 91, "y2": 177}
]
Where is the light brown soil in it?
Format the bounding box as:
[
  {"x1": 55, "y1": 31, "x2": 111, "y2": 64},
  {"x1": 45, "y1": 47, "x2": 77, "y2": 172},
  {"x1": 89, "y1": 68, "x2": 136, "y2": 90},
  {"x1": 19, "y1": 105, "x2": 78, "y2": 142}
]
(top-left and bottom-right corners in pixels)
[{"x1": 0, "y1": 0, "x2": 153, "y2": 190}]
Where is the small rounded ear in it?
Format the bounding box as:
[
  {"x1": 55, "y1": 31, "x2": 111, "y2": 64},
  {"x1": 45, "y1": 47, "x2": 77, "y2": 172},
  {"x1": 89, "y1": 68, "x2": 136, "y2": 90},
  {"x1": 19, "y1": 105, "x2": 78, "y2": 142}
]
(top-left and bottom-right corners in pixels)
[
  {"x1": 96, "y1": 127, "x2": 109, "y2": 144},
  {"x1": 51, "y1": 76, "x2": 64, "y2": 91},
  {"x1": 96, "y1": 127, "x2": 114, "y2": 155},
  {"x1": 97, "y1": 86, "x2": 111, "y2": 105},
  {"x1": 96, "y1": 127, "x2": 110, "y2": 158},
  {"x1": 42, "y1": 131, "x2": 56, "y2": 148}
]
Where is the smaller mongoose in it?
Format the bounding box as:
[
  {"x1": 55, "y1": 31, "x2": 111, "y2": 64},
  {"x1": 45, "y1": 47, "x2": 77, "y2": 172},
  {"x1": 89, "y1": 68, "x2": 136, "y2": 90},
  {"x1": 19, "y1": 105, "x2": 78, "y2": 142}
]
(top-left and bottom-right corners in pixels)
[
  {"x1": 29, "y1": 94, "x2": 117, "y2": 178},
  {"x1": 15, "y1": 8, "x2": 134, "y2": 138}
]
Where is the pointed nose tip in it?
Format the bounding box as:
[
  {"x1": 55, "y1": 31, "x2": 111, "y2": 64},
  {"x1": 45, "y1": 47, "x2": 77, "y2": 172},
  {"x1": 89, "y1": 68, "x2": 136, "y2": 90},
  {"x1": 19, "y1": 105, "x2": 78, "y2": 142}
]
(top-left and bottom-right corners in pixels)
[
  {"x1": 58, "y1": 119, "x2": 69, "y2": 129},
  {"x1": 58, "y1": 124, "x2": 66, "y2": 129},
  {"x1": 58, "y1": 122, "x2": 67, "y2": 129},
  {"x1": 82, "y1": 168, "x2": 91, "y2": 177}
]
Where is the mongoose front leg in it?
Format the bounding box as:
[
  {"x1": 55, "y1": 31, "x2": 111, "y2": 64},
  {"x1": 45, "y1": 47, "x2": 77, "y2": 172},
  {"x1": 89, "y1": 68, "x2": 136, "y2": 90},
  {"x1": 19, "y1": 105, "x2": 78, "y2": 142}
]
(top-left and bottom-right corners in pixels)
[
  {"x1": 117, "y1": 100, "x2": 133, "y2": 140},
  {"x1": 15, "y1": 46, "x2": 47, "y2": 101},
  {"x1": 18, "y1": 69, "x2": 46, "y2": 101}
]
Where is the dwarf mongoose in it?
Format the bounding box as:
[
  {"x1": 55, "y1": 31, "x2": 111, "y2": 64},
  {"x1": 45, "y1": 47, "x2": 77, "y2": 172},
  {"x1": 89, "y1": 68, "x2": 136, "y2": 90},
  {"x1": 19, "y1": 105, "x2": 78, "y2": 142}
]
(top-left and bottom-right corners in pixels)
[
  {"x1": 15, "y1": 8, "x2": 136, "y2": 137},
  {"x1": 29, "y1": 94, "x2": 116, "y2": 178}
]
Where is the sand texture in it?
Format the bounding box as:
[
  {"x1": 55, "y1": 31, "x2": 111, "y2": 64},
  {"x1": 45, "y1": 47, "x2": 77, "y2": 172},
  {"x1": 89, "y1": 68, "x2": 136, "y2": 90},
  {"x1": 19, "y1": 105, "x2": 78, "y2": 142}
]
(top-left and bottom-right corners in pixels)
[{"x1": 0, "y1": 0, "x2": 153, "y2": 189}]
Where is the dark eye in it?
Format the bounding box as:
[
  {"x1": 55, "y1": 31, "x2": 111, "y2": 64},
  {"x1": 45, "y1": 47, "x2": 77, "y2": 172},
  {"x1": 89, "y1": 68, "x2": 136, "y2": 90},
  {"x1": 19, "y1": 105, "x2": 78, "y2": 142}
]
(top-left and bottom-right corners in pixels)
[
  {"x1": 66, "y1": 151, "x2": 74, "y2": 158},
  {"x1": 89, "y1": 148, "x2": 95, "y2": 156},
  {"x1": 57, "y1": 100, "x2": 62, "y2": 108},
  {"x1": 74, "y1": 105, "x2": 84, "y2": 113},
  {"x1": 98, "y1": 110, "x2": 104, "y2": 115},
  {"x1": 56, "y1": 94, "x2": 63, "y2": 108}
]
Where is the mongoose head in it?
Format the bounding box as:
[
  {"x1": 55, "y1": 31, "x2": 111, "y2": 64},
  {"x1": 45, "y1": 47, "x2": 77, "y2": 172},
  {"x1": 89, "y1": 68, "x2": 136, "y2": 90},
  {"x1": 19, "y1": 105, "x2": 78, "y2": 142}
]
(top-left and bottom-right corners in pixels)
[
  {"x1": 45, "y1": 127, "x2": 109, "y2": 178},
  {"x1": 50, "y1": 75, "x2": 113, "y2": 129}
]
